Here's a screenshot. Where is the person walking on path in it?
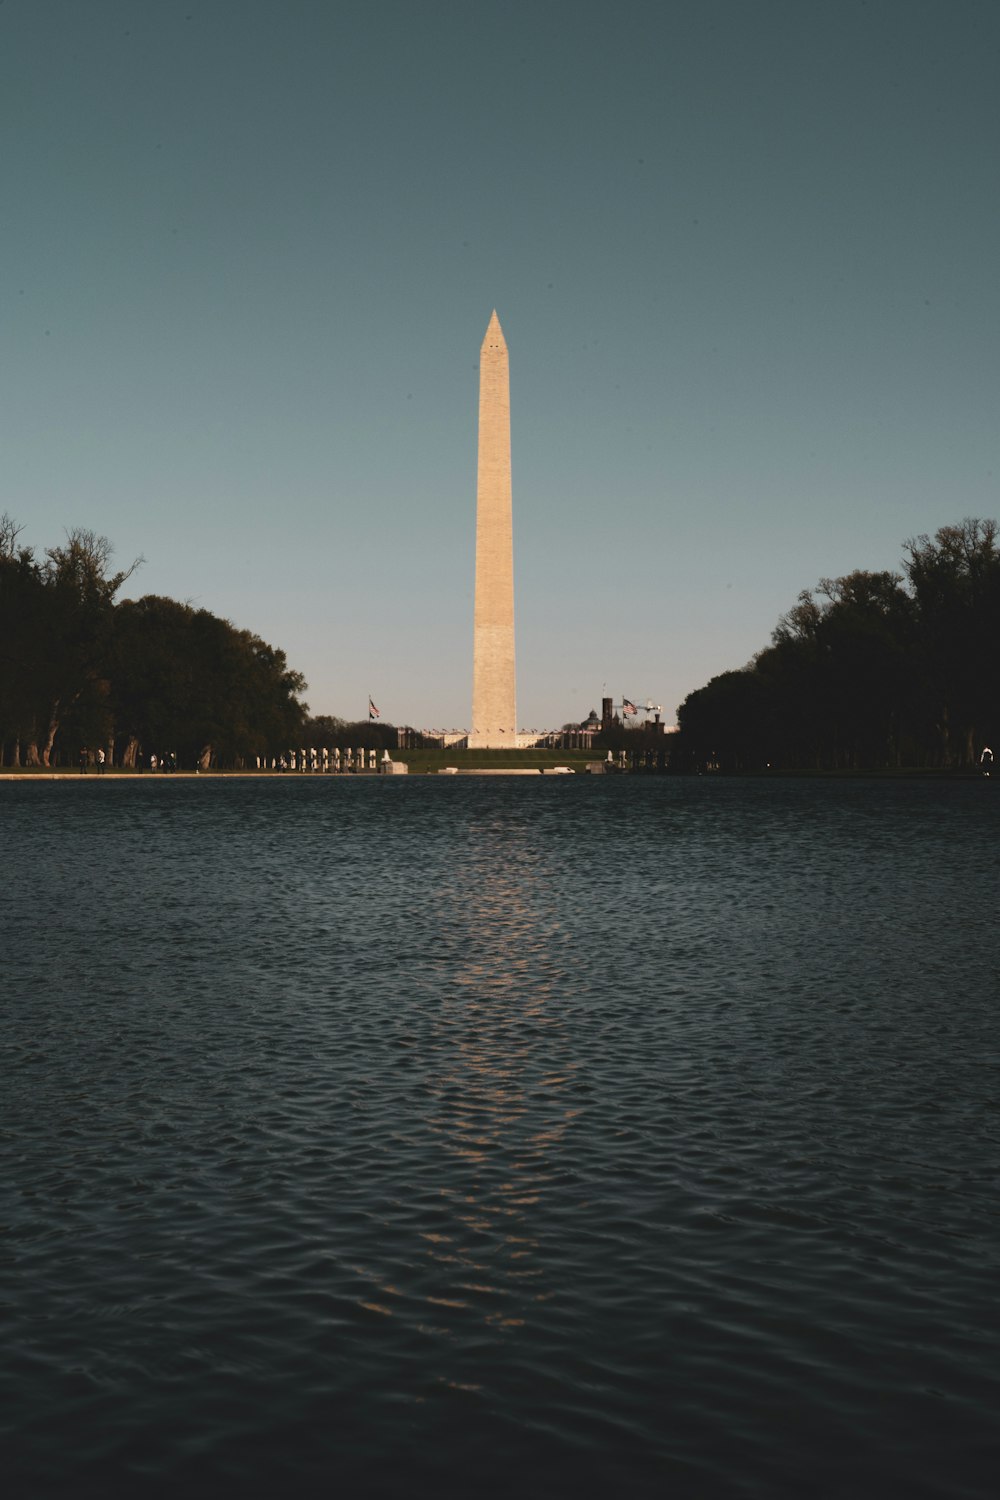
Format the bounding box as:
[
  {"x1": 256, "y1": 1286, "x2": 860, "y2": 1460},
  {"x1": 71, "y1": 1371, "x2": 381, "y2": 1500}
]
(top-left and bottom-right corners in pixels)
[
  {"x1": 96, "y1": 748, "x2": 106, "y2": 775},
  {"x1": 79, "y1": 747, "x2": 88, "y2": 774}
]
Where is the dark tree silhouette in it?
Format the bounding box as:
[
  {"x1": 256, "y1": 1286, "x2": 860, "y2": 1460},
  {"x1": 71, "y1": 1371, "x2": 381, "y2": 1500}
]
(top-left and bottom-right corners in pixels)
[
  {"x1": 1, "y1": 520, "x2": 307, "y2": 769},
  {"x1": 676, "y1": 520, "x2": 997, "y2": 771}
]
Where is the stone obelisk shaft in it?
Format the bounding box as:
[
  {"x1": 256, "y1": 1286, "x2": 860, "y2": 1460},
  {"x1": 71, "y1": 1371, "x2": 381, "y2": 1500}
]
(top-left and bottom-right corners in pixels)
[{"x1": 470, "y1": 311, "x2": 516, "y2": 748}]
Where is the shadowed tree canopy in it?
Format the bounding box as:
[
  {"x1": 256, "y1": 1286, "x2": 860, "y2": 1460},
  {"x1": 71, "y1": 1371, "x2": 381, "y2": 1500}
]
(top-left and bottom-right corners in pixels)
[
  {"x1": 1, "y1": 518, "x2": 308, "y2": 768},
  {"x1": 0, "y1": 520, "x2": 141, "y2": 764},
  {"x1": 902, "y1": 518, "x2": 1000, "y2": 766},
  {"x1": 676, "y1": 520, "x2": 997, "y2": 771},
  {"x1": 300, "y1": 715, "x2": 399, "y2": 752},
  {"x1": 110, "y1": 596, "x2": 307, "y2": 768}
]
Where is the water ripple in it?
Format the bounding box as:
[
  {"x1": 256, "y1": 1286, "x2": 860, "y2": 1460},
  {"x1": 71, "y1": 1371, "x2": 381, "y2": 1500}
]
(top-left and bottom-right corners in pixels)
[{"x1": 2, "y1": 777, "x2": 998, "y2": 1497}]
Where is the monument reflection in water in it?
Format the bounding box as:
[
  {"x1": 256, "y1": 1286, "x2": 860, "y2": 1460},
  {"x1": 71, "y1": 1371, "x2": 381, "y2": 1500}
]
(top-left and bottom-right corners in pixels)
[
  {"x1": 422, "y1": 818, "x2": 580, "y2": 1344},
  {"x1": 3, "y1": 775, "x2": 997, "y2": 1500}
]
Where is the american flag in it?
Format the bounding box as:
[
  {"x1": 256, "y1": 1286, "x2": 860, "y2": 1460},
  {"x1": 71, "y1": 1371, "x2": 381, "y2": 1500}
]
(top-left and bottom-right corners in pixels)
[
  {"x1": 623, "y1": 698, "x2": 637, "y2": 716},
  {"x1": 369, "y1": 698, "x2": 380, "y2": 719}
]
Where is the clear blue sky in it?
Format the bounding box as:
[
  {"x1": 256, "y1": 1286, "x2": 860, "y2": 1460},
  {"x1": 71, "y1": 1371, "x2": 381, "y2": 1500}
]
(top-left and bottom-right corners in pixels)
[{"x1": 3, "y1": 0, "x2": 998, "y2": 729}]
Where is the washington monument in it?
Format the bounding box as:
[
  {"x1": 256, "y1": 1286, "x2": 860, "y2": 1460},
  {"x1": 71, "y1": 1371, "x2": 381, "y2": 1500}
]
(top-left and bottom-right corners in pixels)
[{"x1": 469, "y1": 310, "x2": 517, "y2": 748}]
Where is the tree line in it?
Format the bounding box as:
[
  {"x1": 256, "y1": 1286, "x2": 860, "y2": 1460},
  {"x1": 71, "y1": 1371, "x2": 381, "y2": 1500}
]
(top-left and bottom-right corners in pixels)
[
  {"x1": 0, "y1": 517, "x2": 313, "y2": 769},
  {"x1": 675, "y1": 518, "x2": 999, "y2": 772}
]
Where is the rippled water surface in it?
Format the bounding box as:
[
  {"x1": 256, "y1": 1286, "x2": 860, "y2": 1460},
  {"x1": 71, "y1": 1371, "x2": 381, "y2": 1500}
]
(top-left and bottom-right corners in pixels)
[{"x1": 3, "y1": 776, "x2": 998, "y2": 1497}]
